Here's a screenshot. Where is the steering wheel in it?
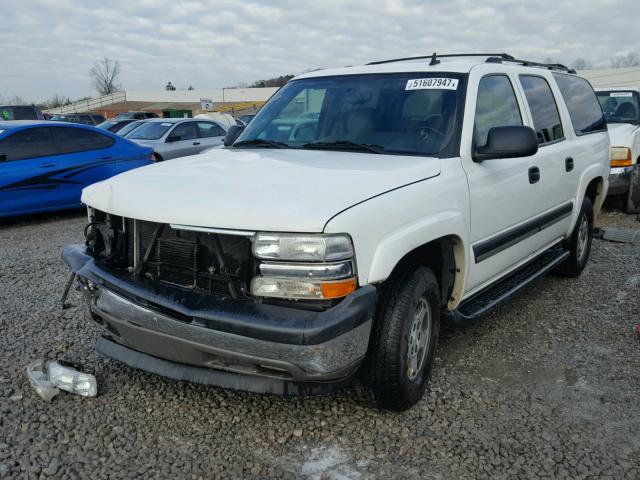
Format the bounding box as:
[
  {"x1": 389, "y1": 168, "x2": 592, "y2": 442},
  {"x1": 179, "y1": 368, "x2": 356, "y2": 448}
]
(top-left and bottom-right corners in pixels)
[{"x1": 415, "y1": 124, "x2": 444, "y2": 143}]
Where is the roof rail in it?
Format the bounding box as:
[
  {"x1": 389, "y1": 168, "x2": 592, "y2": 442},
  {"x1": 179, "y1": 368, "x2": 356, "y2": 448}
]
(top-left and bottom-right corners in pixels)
[
  {"x1": 367, "y1": 53, "x2": 514, "y2": 66},
  {"x1": 485, "y1": 56, "x2": 576, "y2": 74},
  {"x1": 367, "y1": 52, "x2": 577, "y2": 74}
]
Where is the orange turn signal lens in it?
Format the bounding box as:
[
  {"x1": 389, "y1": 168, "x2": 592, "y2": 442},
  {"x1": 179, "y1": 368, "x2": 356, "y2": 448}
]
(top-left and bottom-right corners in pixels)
[
  {"x1": 321, "y1": 277, "x2": 357, "y2": 299},
  {"x1": 611, "y1": 147, "x2": 632, "y2": 167}
]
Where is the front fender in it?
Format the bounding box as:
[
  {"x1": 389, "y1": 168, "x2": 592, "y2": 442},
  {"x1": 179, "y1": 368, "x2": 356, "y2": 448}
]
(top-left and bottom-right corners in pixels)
[{"x1": 323, "y1": 163, "x2": 470, "y2": 309}]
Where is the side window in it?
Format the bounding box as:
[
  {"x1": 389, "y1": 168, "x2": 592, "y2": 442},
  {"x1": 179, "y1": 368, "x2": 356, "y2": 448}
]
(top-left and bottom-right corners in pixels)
[
  {"x1": 519, "y1": 75, "x2": 564, "y2": 144},
  {"x1": 474, "y1": 75, "x2": 523, "y2": 146},
  {"x1": 169, "y1": 122, "x2": 197, "y2": 141},
  {"x1": 196, "y1": 122, "x2": 225, "y2": 138},
  {"x1": 52, "y1": 127, "x2": 115, "y2": 155},
  {"x1": 78, "y1": 115, "x2": 93, "y2": 125},
  {"x1": 553, "y1": 73, "x2": 606, "y2": 135},
  {"x1": 0, "y1": 127, "x2": 56, "y2": 161}
]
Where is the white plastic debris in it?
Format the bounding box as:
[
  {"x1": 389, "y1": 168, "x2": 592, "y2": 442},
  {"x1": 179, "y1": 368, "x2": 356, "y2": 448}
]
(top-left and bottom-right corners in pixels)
[{"x1": 26, "y1": 359, "x2": 97, "y2": 401}]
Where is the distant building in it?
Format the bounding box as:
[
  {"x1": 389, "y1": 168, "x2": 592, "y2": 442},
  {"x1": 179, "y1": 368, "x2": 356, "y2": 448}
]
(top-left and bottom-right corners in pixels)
[
  {"x1": 579, "y1": 67, "x2": 640, "y2": 88},
  {"x1": 45, "y1": 87, "x2": 278, "y2": 118}
]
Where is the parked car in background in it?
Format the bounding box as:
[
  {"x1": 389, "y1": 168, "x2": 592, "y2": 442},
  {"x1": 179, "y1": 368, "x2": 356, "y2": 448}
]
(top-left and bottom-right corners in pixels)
[
  {"x1": 0, "y1": 105, "x2": 45, "y2": 121},
  {"x1": 49, "y1": 113, "x2": 106, "y2": 126},
  {"x1": 96, "y1": 119, "x2": 137, "y2": 134},
  {"x1": 0, "y1": 121, "x2": 153, "y2": 217},
  {"x1": 125, "y1": 118, "x2": 227, "y2": 161},
  {"x1": 595, "y1": 86, "x2": 640, "y2": 212},
  {"x1": 115, "y1": 111, "x2": 159, "y2": 120},
  {"x1": 114, "y1": 119, "x2": 149, "y2": 137}
]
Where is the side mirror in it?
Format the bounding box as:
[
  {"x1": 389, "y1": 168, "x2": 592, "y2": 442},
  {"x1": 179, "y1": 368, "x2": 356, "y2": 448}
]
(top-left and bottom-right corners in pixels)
[
  {"x1": 224, "y1": 125, "x2": 245, "y2": 147},
  {"x1": 0, "y1": 153, "x2": 6, "y2": 162},
  {"x1": 166, "y1": 135, "x2": 181, "y2": 143},
  {"x1": 473, "y1": 126, "x2": 538, "y2": 162}
]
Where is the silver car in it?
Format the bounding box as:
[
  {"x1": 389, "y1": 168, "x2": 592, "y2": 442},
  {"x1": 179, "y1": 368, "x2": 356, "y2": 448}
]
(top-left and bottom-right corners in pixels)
[{"x1": 125, "y1": 118, "x2": 227, "y2": 161}]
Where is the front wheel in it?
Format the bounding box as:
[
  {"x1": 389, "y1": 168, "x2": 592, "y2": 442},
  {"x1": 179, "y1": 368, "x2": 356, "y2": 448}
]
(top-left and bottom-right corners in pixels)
[
  {"x1": 555, "y1": 196, "x2": 593, "y2": 277},
  {"x1": 365, "y1": 266, "x2": 440, "y2": 411}
]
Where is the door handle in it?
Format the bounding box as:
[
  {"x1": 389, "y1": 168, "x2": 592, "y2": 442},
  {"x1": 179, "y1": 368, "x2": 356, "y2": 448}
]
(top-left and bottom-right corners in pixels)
[
  {"x1": 39, "y1": 162, "x2": 56, "y2": 168},
  {"x1": 529, "y1": 166, "x2": 540, "y2": 184},
  {"x1": 565, "y1": 157, "x2": 574, "y2": 172},
  {"x1": 97, "y1": 155, "x2": 112, "y2": 160},
  {"x1": 193, "y1": 141, "x2": 201, "y2": 146}
]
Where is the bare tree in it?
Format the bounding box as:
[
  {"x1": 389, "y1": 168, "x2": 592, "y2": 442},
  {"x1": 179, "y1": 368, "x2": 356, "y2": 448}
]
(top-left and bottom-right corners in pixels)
[
  {"x1": 572, "y1": 58, "x2": 591, "y2": 70},
  {"x1": 0, "y1": 95, "x2": 27, "y2": 105},
  {"x1": 44, "y1": 94, "x2": 69, "y2": 109},
  {"x1": 610, "y1": 52, "x2": 640, "y2": 68},
  {"x1": 90, "y1": 57, "x2": 122, "y2": 96}
]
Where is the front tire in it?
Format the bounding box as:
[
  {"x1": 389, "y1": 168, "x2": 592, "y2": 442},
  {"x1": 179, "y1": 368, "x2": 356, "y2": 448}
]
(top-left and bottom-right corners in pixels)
[
  {"x1": 365, "y1": 266, "x2": 440, "y2": 411},
  {"x1": 556, "y1": 196, "x2": 593, "y2": 277}
]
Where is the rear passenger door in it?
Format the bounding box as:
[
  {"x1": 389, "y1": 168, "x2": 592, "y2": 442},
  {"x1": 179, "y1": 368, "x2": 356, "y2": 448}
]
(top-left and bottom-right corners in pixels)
[
  {"x1": 195, "y1": 121, "x2": 226, "y2": 150},
  {"x1": 516, "y1": 75, "x2": 575, "y2": 245},
  {"x1": 0, "y1": 127, "x2": 63, "y2": 215}
]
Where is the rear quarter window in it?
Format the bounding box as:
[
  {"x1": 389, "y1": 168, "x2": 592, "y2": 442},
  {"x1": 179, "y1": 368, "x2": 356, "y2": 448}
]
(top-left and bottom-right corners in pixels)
[{"x1": 552, "y1": 73, "x2": 606, "y2": 135}]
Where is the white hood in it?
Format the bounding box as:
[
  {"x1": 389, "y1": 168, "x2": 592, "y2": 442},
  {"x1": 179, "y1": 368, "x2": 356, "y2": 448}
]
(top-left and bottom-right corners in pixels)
[
  {"x1": 82, "y1": 148, "x2": 441, "y2": 232},
  {"x1": 607, "y1": 123, "x2": 640, "y2": 148}
]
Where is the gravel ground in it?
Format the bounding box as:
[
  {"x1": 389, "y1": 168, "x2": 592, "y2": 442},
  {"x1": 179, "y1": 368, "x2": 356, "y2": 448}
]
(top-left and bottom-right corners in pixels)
[{"x1": 0, "y1": 207, "x2": 639, "y2": 479}]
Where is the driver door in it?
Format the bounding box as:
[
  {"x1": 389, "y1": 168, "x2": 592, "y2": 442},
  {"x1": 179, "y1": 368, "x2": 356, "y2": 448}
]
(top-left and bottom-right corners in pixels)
[
  {"x1": 461, "y1": 73, "x2": 543, "y2": 294},
  {"x1": 163, "y1": 121, "x2": 198, "y2": 159}
]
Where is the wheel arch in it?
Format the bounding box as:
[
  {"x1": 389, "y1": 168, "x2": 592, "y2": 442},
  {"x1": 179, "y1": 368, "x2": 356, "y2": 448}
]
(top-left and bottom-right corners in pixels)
[{"x1": 375, "y1": 234, "x2": 467, "y2": 311}]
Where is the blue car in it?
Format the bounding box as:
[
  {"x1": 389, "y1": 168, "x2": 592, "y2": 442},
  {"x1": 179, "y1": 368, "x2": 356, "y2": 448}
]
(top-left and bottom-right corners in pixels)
[{"x1": 0, "y1": 121, "x2": 153, "y2": 217}]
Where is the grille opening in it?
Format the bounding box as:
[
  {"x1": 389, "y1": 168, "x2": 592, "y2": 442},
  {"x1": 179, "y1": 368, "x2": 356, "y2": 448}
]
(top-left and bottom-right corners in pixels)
[{"x1": 89, "y1": 212, "x2": 255, "y2": 299}]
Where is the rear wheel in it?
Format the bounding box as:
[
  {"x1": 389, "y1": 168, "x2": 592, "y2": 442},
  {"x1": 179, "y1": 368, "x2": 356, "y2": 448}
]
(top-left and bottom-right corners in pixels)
[
  {"x1": 623, "y1": 164, "x2": 640, "y2": 214},
  {"x1": 556, "y1": 196, "x2": 593, "y2": 277},
  {"x1": 365, "y1": 266, "x2": 440, "y2": 411}
]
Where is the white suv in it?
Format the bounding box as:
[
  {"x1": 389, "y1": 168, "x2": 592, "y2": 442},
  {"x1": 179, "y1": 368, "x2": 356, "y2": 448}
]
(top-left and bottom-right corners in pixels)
[
  {"x1": 63, "y1": 53, "x2": 610, "y2": 411},
  {"x1": 595, "y1": 86, "x2": 640, "y2": 212}
]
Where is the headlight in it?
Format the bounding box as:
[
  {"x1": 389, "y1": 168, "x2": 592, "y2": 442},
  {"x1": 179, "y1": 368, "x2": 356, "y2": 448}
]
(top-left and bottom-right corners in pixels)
[
  {"x1": 253, "y1": 233, "x2": 353, "y2": 261},
  {"x1": 611, "y1": 147, "x2": 632, "y2": 167},
  {"x1": 251, "y1": 233, "x2": 357, "y2": 300}
]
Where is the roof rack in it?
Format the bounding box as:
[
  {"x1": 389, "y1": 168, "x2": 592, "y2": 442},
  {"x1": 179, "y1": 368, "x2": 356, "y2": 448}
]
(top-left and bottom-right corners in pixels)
[
  {"x1": 367, "y1": 53, "x2": 514, "y2": 66},
  {"x1": 367, "y1": 52, "x2": 577, "y2": 74}
]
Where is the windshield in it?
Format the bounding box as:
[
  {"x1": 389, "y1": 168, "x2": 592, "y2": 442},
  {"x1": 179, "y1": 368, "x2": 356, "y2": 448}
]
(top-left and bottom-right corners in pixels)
[
  {"x1": 236, "y1": 73, "x2": 465, "y2": 156},
  {"x1": 126, "y1": 122, "x2": 172, "y2": 140},
  {"x1": 117, "y1": 120, "x2": 145, "y2": 136},
  {"x1": 50, "y1": 115, "x2": 73, "y2": 122},
  {"x1": 596, "y1": 91, "x2": 640, "y2": 123},
  {"x1": 116, "y1": 112, "x2": 135, "y2": 119},
  {"x1": 0, "y1": 106, "x2": 38, "y2": 120}
]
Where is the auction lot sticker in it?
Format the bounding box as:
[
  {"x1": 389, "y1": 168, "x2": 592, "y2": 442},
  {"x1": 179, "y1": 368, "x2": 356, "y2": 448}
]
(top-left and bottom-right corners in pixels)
[
  {"x1": 610, "y1": 92, "x2": 633, "y2": 97},
  {"x1": 406, "y1": 78, "x2": 459, "y2": 90}
]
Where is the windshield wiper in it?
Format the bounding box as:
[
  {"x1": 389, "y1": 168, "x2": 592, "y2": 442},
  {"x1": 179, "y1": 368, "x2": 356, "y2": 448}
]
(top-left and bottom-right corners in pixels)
[
  {"x1": 302, "y1": 140, "x2": 385, "y2": 154},
  {"x1": 233, "y1": 139, "x2": 289, "y2": 149}
]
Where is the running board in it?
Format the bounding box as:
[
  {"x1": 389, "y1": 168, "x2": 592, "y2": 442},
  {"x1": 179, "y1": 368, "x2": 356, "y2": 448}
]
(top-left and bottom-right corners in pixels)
[{"x1": 450, "y1": 247, "x2": 569, "y2": 326}]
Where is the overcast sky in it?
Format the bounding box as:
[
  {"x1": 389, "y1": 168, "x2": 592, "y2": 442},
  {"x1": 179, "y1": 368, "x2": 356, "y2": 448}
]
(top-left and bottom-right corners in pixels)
[{"x1": 1, "y1": 0, "x2": 638, "y2": 103}]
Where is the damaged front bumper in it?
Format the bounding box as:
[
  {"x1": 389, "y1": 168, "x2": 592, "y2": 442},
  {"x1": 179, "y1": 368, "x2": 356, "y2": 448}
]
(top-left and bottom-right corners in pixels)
[{"x1": 62, "y1": 245, "x2": 377, "y2": 395}]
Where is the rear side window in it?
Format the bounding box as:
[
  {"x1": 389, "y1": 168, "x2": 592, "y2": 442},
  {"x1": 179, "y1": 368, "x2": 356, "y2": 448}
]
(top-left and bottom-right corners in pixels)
[
  {"x1": 196, "y1": 122, "x2": 225, "y2": 138},
  {"x1": 0, "y1": 127, "x2": 56, "y2": 161},
  {"x1": 0, "y1": 106, "x2": 38, "y2": 121},
  {"x1": 474, "y1": 75, "x2": 523, "y2": 146},
  {"x1": 553, "y1": 73, "x2": 607, "y2": 134},
  {"x1": 52, "y1": 127, "x2": 115, "y2": 155},
  {"x1": 519, "y1": 75, "x2": 564, "y2": 144}
]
